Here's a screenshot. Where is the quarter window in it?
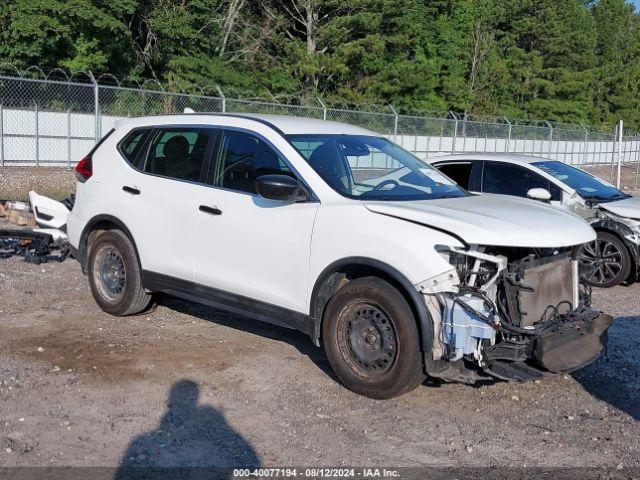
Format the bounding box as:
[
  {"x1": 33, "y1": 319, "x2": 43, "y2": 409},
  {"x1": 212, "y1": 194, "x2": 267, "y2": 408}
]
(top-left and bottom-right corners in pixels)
[
  {"x1": 144, "y1": 128, "x2": 212, "y2": 182},
  {"x1": 212, "y1": 130, "x2": 293, "y2": 194},
  {"x1": 119, "y1": 128, "x2": 151, "y2": 167}
]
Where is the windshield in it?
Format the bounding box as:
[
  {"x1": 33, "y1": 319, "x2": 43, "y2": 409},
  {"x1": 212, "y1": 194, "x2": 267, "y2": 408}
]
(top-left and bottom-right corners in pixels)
[
  {"x1": 532, "y1": 161, "x2": 629, "y2": 202},
  {"x1": 287, "y1": 134, "x2": 468, "y2": 201}
]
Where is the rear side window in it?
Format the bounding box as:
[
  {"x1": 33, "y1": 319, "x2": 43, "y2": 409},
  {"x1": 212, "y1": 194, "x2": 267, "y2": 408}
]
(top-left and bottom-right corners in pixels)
[
  {"x1": 435, "y1": 163, "x2": 472, "y2": 189},
  {"x1": 119, "y1": 129, "x2": 151, "y2": 167},
  {"x1": 144, "y1": 128, "x2": 213, "y2": 182}
]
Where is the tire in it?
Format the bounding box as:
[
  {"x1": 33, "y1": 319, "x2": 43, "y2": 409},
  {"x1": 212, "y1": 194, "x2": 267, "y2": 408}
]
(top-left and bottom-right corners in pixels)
[
  {"x1": 87, "y1": 229, "x2": 153, "y2": 316},
  {"x1": 579, "y1": 231, "x2": 631, "y2": 288},
  {"x1": 322, "y1": 277, "x2": 425, "y2": 399}
]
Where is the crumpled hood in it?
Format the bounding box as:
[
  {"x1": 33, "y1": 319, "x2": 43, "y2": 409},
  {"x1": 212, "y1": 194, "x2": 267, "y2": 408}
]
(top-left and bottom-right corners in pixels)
[
  {"x1": 598, "y1": 196, "x2": 640, "y2": 220},
  {"x1": 363, "y1": 194, "x2": 596, "y2": 248}
]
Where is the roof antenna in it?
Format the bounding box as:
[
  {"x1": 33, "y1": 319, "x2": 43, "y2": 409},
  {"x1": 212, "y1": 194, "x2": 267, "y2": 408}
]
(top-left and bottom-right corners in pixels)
[{"x1": 184, "y1": 108, "x2": 195, "y2": 114}]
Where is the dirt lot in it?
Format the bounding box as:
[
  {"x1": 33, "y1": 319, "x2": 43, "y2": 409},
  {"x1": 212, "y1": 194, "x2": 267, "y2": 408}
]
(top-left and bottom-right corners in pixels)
[{"x1": 0, "y1": 220, "x2": 638, "y2": 472}]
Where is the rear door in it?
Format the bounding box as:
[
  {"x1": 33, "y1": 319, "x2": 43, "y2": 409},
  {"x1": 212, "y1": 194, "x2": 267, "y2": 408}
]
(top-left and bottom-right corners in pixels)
[
  {"x1": 194, "y1": 128, "x2": 319, "y2": 313},
  {"x1": 115, "y1": 126, "x2": 216, "y2": 281}
]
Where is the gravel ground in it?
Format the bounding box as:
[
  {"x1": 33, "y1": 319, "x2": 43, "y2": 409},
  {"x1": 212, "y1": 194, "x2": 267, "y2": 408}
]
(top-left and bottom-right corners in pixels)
[
  {"x1": 0, "y1": 217, "x2": 638, "y2": 471},
  {"x1": 0, "y1": 168, "x2": 75, "y2": 201}
]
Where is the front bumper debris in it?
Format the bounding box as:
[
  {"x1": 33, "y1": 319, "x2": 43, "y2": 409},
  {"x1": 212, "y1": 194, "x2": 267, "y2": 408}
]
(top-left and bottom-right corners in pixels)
[{"x1": 421, "y1": 245, "x2": 614, "y2": 384}]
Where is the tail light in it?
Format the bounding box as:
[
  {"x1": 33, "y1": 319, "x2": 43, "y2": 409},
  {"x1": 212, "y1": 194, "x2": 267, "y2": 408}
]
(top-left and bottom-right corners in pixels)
[{"x1": 75, "y1": 156, "x2": 92, "y2": 183}]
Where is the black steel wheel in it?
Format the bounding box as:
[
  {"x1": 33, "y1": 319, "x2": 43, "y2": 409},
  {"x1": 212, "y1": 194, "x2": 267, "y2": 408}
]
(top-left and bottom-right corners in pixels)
[
  {"x1": 342, "y1": 303, "x2": 398, "y2": 376},
  {"x1": 322, "y1": 277, "x2": 425, "y2": 399},
  {"x1": 579, "y1": 231, "x2": 631, "y2": 288},
  {"x1": 87, "y1": 229, "x2": 153, "y2": 316}
]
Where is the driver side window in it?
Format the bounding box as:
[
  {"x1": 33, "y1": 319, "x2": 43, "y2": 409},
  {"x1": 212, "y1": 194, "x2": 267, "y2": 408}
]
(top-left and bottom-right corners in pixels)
[
  {"x1": 482, "y1": 162, "x2": 560, "y2": 200},
  {"x1": 212, "y1": 130, "x2": 293, "y2": 195}
]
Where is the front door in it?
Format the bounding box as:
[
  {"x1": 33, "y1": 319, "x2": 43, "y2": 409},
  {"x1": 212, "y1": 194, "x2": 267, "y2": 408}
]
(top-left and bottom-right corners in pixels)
[{"x1": 194, "y1": 128, "x2": 319, "y2": 314}]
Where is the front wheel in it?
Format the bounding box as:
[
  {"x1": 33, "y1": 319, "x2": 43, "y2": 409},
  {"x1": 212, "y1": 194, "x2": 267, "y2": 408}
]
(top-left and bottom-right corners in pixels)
[
  {"x1": 322, "y1": 277, "x2": 425, "y2": 399},
  {"x1": 579, "y1": 231, "x2": 631, "y2": 288},
  {"x1": 87, "y1": 229, "x2": 153, "y2": 316}
]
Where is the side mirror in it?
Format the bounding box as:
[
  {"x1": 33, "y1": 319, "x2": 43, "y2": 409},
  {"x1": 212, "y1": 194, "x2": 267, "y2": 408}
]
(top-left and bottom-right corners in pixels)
[
  {"x1": 255, "y1": 174, "x2": 304, "y2": 202},
  {"x1": 527, "y1": 188, "x2": 552, "y2": 202}
]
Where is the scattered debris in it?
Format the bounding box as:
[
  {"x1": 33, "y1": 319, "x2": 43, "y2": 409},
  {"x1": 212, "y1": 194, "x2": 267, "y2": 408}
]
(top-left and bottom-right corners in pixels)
[
  {"x1": 0, "y1": 229, "x2": 69, "y2": 264},
  {"x1": 4, "y1": 206, "x2": 36, "y2": 227}
]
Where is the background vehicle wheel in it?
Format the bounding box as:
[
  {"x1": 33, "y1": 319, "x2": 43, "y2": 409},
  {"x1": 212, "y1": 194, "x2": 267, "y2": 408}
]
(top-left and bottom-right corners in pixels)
[
  {"x1": 87, "y1": 229, "x2": 153, "y2": 316},
  {"x1": 579, "y1": 231, "x2": 631, "y2": 288},
  {"x1": 322, "y1": 277, "x2": 425, "y2": 399}
]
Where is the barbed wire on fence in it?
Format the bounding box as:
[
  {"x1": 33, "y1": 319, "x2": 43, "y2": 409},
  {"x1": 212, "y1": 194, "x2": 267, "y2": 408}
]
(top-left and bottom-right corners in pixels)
[
  {"x1": 1, "y1": 64, "x2": 632, "y2": 136},
  {"x1": 0, "y1": 65, "x2": 638, "y2": 174}
]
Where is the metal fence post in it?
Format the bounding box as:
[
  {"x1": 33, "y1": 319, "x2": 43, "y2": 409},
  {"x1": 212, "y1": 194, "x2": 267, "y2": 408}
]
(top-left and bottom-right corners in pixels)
[
  {"x1": 580, "y1": 125, "x2": 588, "y2": 166},
  {"x1": 504, "y1": 117, "x2": 512, "y2": 153},
  {"x1": 88, "y1": 71, "x2": 100, "y2": 142},
  {"x1": 34, "y1": 102, "x2": 39, "y2": 167},
  {"x1": 634, "y1": 136, "x2": 640, "y2": 189},
  {"x1": 451, "y1": 112, "x2": 459, "y2": 154},
  {"x1": 67, "y1": 109, "x2": 72, "y2": 167},
  {"x1": 0, "y1": 104, "x2": 3, "y2": 167},
  {"x1": 216, "y1": 85, "x2": 226, "y2": 113},
  {"x1": 616, "y1": 120, "x2": 624, "y2": 189},
  {"x1": 389, "y1": 105, "x2": 398, "y2": 142},
  {"x1": 610, "y1": 125, "x2": 617, "y2": 183},
  {"x1": 545, "y1": 121, "x2": 553, "y2": 157},
  {"x1": 317, "y1": 96, "x2": 327, "y2": 121}
]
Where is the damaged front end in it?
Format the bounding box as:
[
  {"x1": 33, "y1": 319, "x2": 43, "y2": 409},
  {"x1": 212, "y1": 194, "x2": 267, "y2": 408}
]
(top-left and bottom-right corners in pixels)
[{"x1": 418, "y1": 245, "x2": 613, "y2": 383}]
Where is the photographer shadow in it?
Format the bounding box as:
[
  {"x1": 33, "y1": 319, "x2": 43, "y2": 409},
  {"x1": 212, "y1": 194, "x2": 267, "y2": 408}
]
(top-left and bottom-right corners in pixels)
[{"x1": 115, "y1": 380, "x2": 260, "y2": 480}]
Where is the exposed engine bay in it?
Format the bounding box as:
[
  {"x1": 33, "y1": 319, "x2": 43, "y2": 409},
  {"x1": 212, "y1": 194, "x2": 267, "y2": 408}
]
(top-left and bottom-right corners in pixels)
[{"x1": 419, "y1": 245, "x2": 612, "y2": 383}]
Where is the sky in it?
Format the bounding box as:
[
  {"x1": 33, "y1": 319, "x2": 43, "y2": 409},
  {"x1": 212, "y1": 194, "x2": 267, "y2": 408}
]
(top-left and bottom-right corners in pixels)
[{"x1": 632, "y1": 0, "x2": 640, "y2": 11}]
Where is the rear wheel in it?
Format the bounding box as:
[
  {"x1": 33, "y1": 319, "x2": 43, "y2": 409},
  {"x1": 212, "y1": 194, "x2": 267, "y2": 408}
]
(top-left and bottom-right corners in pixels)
[
  {"x1": 88, "y1": 229, "x2": 153, "y2": 316},
  {"x1": 322, "y1": 277, "x2": 425, "y2": 399},
  {"x1": 579, "y1": 231, "x2": 631, "y2": 288}
]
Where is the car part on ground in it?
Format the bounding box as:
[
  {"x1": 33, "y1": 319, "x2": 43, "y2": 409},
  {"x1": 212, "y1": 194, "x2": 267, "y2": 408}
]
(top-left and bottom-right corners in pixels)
[
  {"x1": 0, "y1": 229, "x2": 69, "y2": 264},
  {"x1": 0, "y1": 200, "x2": 36, "y2": 227},
  {"x1": 28, "y1": 191, "x2": 73, "y2": 231}
]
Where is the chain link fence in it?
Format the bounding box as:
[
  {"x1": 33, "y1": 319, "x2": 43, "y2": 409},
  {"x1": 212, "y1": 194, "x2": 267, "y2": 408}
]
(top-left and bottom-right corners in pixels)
[{"x1": 1, "y1": 72, "x2": 639, "y2": 185}]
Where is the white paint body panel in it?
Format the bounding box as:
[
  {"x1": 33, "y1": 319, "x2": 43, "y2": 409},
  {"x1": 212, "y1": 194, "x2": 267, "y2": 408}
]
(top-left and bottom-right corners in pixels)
[
  {"x1": 363, "y1": 194, "x2": 595, "y2": 248},
  {"x1": 28, "y1": 191, "x2": 70, "y2": 230},
  {"x1": 195, "y1": 188, "x2": 319, "y2": 312},
  {"x1": 600, "y1": 196, "x2": 640, "y2": 220}
]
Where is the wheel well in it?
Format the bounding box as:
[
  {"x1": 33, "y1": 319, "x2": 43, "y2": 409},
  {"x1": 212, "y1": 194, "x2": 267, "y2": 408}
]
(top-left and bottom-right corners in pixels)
[
  {"x1": 310, "y1": 260, "x2": 431, "y2": 352},
  {"x1": 78, "y1": 217, "x2": 138, "y2": 273}
]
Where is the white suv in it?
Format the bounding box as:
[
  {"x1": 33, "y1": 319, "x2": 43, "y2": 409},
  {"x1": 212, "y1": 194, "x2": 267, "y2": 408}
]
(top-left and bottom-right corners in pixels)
[{"x1": 68, "y1": 114, "x2": 612, "y2": 398}]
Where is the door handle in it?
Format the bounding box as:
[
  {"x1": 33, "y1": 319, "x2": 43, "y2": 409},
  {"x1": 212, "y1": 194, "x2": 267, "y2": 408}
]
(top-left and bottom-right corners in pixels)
[
  {"x1": 199, "y1": 205, "x2": 222, "y2": 216},
  {"x1": 122, "y1": 186, "x2": 141, "y2": 195}
]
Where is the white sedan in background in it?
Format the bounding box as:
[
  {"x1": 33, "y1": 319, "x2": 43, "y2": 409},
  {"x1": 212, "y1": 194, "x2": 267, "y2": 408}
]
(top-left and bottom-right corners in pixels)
[{"x1": 430, "y1": 154, "x2": 640, "y2": 288}]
